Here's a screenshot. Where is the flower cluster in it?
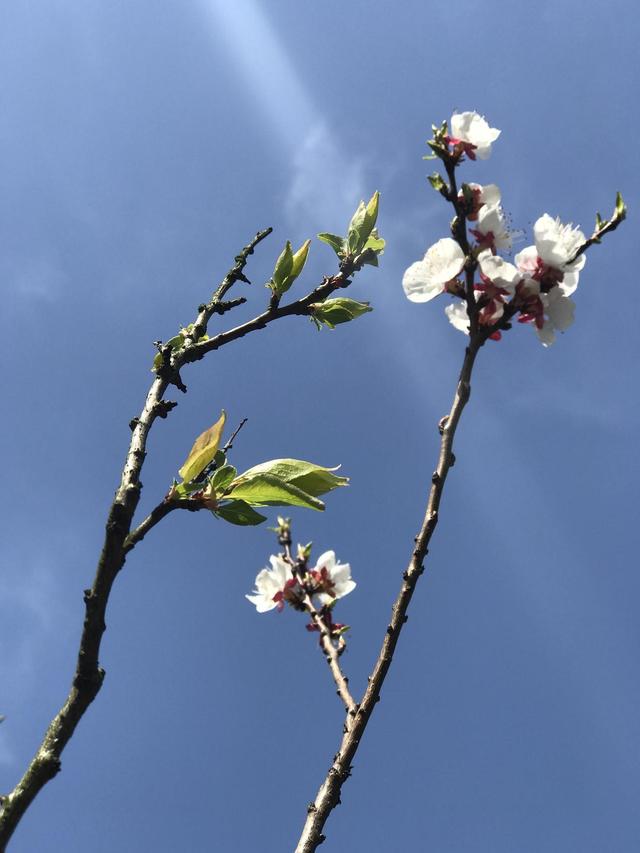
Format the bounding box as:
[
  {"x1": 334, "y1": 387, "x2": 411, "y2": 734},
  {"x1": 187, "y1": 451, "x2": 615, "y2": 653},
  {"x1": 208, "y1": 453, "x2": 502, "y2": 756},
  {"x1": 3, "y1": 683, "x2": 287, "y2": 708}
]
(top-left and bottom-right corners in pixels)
[
  {"x1": 246, "y1": 550, "x2": 355, "y2": 632},
  {"x1": 402, "y1": 111, "x2": 607, "y2": 346}
]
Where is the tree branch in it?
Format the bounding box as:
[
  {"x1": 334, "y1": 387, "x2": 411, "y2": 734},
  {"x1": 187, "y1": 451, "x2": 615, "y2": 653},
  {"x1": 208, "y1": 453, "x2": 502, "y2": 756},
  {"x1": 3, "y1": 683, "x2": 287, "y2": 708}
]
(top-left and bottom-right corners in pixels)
[
  {"x1": 303, "y1": 593, "x2": 357, "y2": 715},
  {"x1": 0, "y1": 227, "x2": 348, "y2": 850},
  {"x1": 294, "y1": 336, "x2": 482, "y2": 853}
]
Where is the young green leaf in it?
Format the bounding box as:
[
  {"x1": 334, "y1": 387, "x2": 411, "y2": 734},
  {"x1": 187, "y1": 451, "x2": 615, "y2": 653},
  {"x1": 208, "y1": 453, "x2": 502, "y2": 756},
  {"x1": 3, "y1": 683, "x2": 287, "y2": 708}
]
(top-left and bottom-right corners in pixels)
[
  {"x1": 209, "y1": 463, "x2": 237, "y2": 493},
  {"x1": 615, "y1": 191, "x2": 627, "y2": 221},
  {"x1": 178, "y1": 411, "x2": 227, "y2": 483},
  {"x1": 309, "y1": 297, "x2": 372, "y2": 329},
  {"x1": 234, "y1": 459, "x2": 348, "y2": 495},
  {"x1": 226, "y1": 473, "x2": 325, "y2": 510},
  {"x1": 346, "y1": 191, "x2": 380, "y2": 255},
  {"x1": 317, "y1": 233, "x2": 346, "y2": 258},
  {"x1": 269, "y1": 239, "x2": 311, "y2": 296},
  {"x1": 215, "y1": 500, "x2": 267, "y2": 526},
  {"x1": 271, "y1": 241, "x2": 294, "y2": 289}
]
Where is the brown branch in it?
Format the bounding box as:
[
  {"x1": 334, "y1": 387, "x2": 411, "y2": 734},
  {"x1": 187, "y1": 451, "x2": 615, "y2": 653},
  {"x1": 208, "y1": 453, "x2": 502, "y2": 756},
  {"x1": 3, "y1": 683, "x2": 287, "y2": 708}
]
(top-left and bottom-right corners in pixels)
[
  {"x1": 0, "y1": 228, "x2": 296, "y2": 850},
  {"x1": 294, "y1": 336, "x2": 482, "y2": 853},
  {"x1": 282, "y1": 542, "x2": 356, "y2": 715},
  {"x1": 302, "y1": 593, "x2": 357, "y2": 715}
]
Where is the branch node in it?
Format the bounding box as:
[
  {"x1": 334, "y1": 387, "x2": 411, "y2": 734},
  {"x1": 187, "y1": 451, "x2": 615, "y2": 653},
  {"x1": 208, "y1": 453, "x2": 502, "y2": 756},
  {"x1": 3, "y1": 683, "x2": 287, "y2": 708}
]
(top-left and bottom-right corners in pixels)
[{"x1": 153, "y1": 400, "x2": 178, "y2": 419}]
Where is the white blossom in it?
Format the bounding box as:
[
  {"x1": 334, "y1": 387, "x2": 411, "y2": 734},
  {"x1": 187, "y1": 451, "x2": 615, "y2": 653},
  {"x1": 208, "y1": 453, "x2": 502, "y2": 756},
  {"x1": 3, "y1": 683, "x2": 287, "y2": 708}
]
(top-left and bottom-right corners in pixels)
[
  {"x1": 450, "y1": 112, "x2": 501, "y2": 160},
  {"x1": 473, "y1": 204, "x2": 512, "y2": 252},
  {"x1": 536, "y1": 287, "x2": 576, "y2": 347},
  {"x1": 246, "y1": 555, "x2": 294, "y2": 613},
  {"x1": 459, "y1": 183, "x2": 501, "y2": 221},
  {"x1": 533, "y1": 214, "x2": 586, "y2": 273},
  {"x1": 311, "y1": 550, "x2": 356, "y2": 605},
  {"x1": 478, "y1": 252, "x2": 520, "y2": 294},
  {"x1": 402, "y1": 238, "x2": 465, "y2": 303}
]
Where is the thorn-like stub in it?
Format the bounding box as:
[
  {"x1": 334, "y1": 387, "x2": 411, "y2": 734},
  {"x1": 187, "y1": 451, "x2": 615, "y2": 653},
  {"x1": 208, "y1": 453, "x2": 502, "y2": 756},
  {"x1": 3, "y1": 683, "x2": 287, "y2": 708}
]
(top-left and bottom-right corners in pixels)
[{"x1": 307, "y1": 802, "x2": 317, "y2": 814}]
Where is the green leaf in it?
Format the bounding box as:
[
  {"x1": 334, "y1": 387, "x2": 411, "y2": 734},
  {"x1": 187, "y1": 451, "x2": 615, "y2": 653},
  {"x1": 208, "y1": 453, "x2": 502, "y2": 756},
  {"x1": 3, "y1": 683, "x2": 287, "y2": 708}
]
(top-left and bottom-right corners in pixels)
[
  {"x1": 178, "y1": 411, "x2": 226, "y2": 483},
  {"x1": 615, "y1": 191, "x2": 627, "y2": 221},
  {"x1": 365, "y1": 190, "x2": 380, "y2": 230},
  {"x1": 209, "y1": 463, "x2": 237, "y2": 493},
  {"x1": 428, "y1": 173, "x2": 447, "y2": 193},
  {"x1": 234, "y1": 459, "x2": 348, "y2": 496},
  {"x1": 269, "y1": 239, "x2": 311, "y2": 295},
  {"x1": 309, "y1": 297, "x2": 372, "y2": 329},
  {"x1": 226, "y1": 473, "x2": 325, "y2": 510},
  {"x1": 170, "y1": 480, "x2": 204, "y2": 500},
  {"x1": 346, "y1": 191, "x2": 380, "y2": 255},
  {"x1": 317, "y1": 233, "x2": 346, "y2": 258},
  {"x1": 215, "y1": 500, "x2": 267, "y2": 526},
  {"x1": 271, "y1": 241, "x2": 294, "y2": 289},
  {"x1": 290, "y1": 239, "x2": 311, "y2": 278}
]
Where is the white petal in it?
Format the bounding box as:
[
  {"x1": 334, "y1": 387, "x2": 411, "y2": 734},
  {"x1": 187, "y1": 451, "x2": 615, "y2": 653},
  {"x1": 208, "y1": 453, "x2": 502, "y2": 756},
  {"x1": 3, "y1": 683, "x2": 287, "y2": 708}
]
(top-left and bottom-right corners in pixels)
[
  {"x1": 402, "y1": 260, "x2": 442, "y2": 303},
  {"x1": 444, "y1": 301, "x2": 470, "y2": 334},
  {"x1": 546, "y1": 290, "x2": 575, "y2": 331},
  {"x1": 245, "y1": 593, "x2": 278, "y2": 613},
  {"x1": 477, "y1": 205, "x2": 512, "y2": 251},
  {"x1": 314, "y1": 550, "x2": 336, "y2": 573},
  {"x1": 479, "y1": 183, "x2": 501, "y2": 206},
  {"x1": 514, "y1": 246, "x2": 538, "y2": 275},
  {"x1": 403, "y1": 239, "x2": 465, "y2": 303},
  {"x1": 478, "y1": 254, "x2": 520, "y2": 293}
]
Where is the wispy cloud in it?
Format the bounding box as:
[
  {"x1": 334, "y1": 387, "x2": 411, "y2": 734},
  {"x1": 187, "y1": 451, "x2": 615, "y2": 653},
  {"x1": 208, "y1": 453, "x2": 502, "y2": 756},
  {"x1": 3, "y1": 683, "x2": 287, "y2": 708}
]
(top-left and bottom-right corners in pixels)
[{"x1": 198, "y1": 0, "x2": 368, "y2": 230}]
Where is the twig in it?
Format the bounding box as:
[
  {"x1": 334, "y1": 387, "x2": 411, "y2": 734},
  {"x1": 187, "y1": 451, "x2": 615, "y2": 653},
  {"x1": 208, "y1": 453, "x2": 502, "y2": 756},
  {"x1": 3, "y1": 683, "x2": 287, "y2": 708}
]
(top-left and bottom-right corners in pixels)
[
  {"x1": 282, "y1": 544, "x2": 357, "y2": 715},
  {"x1": 302, "y1": 592, "x2": 356, "y2": 715},
  {"x1": 222, "y1": 417, "x2": 248, "y2": 453},
  {"x1": 294, "y1": 336, "x2": 482, "y2": 853}
]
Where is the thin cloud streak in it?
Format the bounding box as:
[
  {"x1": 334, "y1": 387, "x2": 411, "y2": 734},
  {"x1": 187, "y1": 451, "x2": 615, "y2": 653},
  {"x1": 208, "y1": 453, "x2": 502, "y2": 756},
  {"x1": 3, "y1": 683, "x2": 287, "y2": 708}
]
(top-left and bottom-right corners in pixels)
[{"x1": 198, "y1": 0, "x2": 367, "y2": 229}]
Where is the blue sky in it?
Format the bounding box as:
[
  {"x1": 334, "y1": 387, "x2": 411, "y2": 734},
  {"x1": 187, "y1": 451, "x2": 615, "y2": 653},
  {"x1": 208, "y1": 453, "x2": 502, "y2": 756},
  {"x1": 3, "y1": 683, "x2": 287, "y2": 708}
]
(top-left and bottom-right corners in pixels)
[{"x1": 1, "y1": 0, "x2": 639, "y2": 850}]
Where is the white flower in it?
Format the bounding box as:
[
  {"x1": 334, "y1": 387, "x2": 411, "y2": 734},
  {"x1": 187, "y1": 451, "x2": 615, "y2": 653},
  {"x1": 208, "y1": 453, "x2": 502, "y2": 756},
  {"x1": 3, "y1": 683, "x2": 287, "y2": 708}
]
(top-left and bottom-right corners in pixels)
[
  {"x1": 478, "y1": 252, "x2": 520, "y2": 294},
  {"x1": 403, "y1": 238, "x2": 465, "y2": 303},
  {"x1": 533, "y1": 214, "x2": 585, "y2": 273},
  {"x1": 459, "y1": 183, "x2": 501, "y2": 221},
  {"x1": 473, "y1": 204, "x2": 512, "y2": 252},
  {"x1": 246, "y1": 555, "x2": 294, "y2": 613},
  {"x1": 444, "y1": 301, "x2": 471, "y2": 335},
  {"x1": 311, "y1": 550, "x2": 355, "y2": 605},
  {"x1": 536, "y1": 287, "x2": 576, "y2": 347},
  {"x1": 450, "y1": 112, "x2": 501, "y2": 160}
]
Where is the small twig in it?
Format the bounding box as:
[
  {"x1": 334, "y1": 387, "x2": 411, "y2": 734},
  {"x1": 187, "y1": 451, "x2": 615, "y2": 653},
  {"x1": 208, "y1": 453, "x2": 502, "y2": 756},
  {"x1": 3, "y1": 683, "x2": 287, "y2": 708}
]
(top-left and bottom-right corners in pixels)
[
  {"x1": 282, "y1": 544, "x2": 356, "y2": 715},
  {"x1": 302, "y1": 592, "x2": 357, "y2": 715},
  {"x1": 222, "y1": 418, "x2": 248, "y2": 453},
  {"x1": 294, "y1": 336, "x2": 482, "y2": 853}
]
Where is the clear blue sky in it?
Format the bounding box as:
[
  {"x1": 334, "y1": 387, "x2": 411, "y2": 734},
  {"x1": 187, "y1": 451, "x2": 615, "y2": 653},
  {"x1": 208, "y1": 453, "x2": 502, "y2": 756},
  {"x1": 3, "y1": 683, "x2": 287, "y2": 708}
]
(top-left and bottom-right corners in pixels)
[{"x1": 2, "y1": 1, "x2": 639, "y2": 850}]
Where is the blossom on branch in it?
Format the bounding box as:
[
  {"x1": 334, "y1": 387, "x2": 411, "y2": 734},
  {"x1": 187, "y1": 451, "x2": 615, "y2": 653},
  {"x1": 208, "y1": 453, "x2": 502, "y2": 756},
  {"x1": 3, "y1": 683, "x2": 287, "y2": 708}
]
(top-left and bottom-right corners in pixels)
[
  {"x1": 471, "y1": 204, "x2": 512, "y2": 253},
  {"x1": 246, "y1": 555, "x2": 300, "y2": 613},
  {"x1": 402, "y1": 238, "x2": 465, "y2": 302},
  {"x1": 459, "y1": 182, "x2": 501, "y2": 221},
  {"x1": 448, "y1": 112, "x2": 501, "y2": 160},
  {"x1": 310, "y1": 551, "x2": 356, "y2": 605}
]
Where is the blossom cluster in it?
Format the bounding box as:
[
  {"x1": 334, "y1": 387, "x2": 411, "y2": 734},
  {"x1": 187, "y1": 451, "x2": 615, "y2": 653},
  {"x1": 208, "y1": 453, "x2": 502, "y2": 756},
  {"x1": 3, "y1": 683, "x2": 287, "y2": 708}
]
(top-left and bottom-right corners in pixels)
[
  {"x1": 246, "y1": 550, "x2": 355, "y2": 626},
  {"x1": 403, "y1": 111, "x2": 587, "y2": 346}
]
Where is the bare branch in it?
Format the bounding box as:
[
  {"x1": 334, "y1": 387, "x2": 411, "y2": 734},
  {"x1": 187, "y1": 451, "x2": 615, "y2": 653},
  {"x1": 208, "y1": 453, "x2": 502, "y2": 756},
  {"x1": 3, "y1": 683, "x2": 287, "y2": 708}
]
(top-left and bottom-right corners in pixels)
[{"x1": 294, "y1": 336, "x2": 482, "y2": 853}]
